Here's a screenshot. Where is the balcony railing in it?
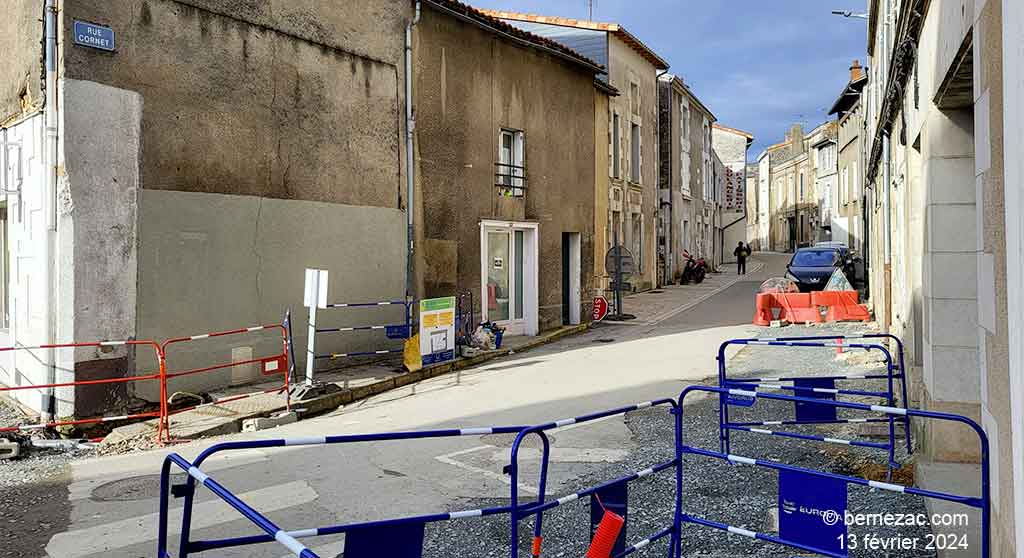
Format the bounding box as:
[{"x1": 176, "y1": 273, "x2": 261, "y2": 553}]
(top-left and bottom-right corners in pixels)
[{"x1": 495, "y1": 162, "x2": 527, "y2": 197}]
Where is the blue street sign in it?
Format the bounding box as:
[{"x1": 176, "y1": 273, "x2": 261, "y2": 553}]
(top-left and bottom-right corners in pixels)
[{"x1": 73, "y1": 21, "x2": 115, "y2": 51}]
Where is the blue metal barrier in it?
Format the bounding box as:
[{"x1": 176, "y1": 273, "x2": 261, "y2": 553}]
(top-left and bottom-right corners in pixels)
[
  {"x1": 717, "y1": 336, "x2": 911, "y2": 476},
  {"x1": 506, "y1": 399, "x2": 680, "y2": 557},
  {"x1": 675, "y1": 385, "x2": 990, "y2": 558},
  {"x1": 155, "y1": 389, "x2": 988, "y2": 558},
  {"x1": 156, "y1": 423, "x2": 542, "y2": 558},
  {"x1": 302, "y1": 299, "x2": 413, "y2": 390}
]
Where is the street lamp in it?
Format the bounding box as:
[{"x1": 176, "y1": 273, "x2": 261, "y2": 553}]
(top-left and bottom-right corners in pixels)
[{"x1": 831, "y1": 10, "x2": 869, "y2": 19}]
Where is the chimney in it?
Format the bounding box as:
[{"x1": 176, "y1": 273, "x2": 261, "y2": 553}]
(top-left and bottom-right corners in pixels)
[{"x1": 850, "y1": 59, "x2": 865, "y2": 82}]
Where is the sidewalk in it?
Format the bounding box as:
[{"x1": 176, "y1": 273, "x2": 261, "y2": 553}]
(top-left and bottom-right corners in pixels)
[
  {"x1": 101, "y1": 323, "x2": 587, "y2": 449},
  {"x1": 102, "y1": 258, "x2": 767, "y2": 450},
  {"x1": 615, "y1": 258, "x2": 765, "y2": 325}
]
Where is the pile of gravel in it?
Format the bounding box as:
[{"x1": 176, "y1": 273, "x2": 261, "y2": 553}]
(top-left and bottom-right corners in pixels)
[
  {"x1": 0, "y1": 398, "x2": 91, "y2": 489},
  {"x1": 424, "y1": 324, "x2": 936, "y2": 557}
]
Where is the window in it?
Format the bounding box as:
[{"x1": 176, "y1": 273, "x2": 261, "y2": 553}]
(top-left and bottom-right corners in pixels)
[
  {"x1": 681, "y1": 219, "x2": 689, "y2": 252},
  {"x1": 799, "y1": 172, "x2": 805, "y2": 200},
  {"x1": 630, "y1": 82, "x2": 640, "y2": 116},
  {"x1": 497, "y1": 129, "x2": 525, "y2": 196},
  {"x1": 630, "y1": 123, "x2": 641, "y2": 183},
  {"x1": 612, "y1": 113, "x2": 621, "y2": 178}
]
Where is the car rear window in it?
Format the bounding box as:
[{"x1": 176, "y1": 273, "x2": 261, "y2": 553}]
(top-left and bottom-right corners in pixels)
[{"x1": 792, "y1": 250, "x2": 838, "y2": 267}]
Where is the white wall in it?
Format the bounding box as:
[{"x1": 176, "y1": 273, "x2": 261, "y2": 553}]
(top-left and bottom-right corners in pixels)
[
  {"x1": 1, "y1": 113, "x2": 51, "y2": 413},
  {"x1": 1001, "y1": 0, "x2": 1024, "y2": 551}
]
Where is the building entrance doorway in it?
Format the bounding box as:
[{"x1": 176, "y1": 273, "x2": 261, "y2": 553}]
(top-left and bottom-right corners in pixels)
[{"x1": 480, "y1": 221, "x2": 538, "y2": 335}]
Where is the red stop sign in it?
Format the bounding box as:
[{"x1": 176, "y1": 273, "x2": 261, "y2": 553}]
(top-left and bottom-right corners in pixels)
[{"x1": 592, "y1": 296, "x2": 609, "y2": 321}]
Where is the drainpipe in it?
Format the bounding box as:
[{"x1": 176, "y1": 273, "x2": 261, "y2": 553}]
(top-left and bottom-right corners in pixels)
[
  {"x1": 41, "y1": 0, "x2": 59, "y2": 421},
  {"x1": 882, "y1": 133, "x2": 892, "y2": 332},
  {"x1": 404, "y1": 1, "x2": 421, "y2": 325},
  {"x1": 655, "y1": 70, "x2": 668, "y2": 286}
]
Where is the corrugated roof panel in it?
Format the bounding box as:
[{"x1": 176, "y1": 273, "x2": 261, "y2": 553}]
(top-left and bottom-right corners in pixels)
[{"x1": 501, "y1": 20, "x2": 609, "y2": 79}]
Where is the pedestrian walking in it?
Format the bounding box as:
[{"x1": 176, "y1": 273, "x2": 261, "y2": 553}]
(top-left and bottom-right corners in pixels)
[{"x1": 733, "y1": 241, "x2": 749, "y2": 275}]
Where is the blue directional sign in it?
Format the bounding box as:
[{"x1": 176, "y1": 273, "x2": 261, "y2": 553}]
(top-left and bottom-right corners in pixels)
[{"x1": 73, "y1": 21, "x2": 115, "y2": 52}]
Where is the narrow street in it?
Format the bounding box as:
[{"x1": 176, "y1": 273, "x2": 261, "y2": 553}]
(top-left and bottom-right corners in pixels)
[
  {"x1": 6, "y1": 255, "x2": 794, "y2": 558},
  {"x1": 3, "y1": 0, "x2": 1019, "y2": 555}
]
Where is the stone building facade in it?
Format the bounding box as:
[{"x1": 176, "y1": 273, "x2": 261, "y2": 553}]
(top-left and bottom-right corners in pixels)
[
  {"x1": 744, "y1": 163, "x2": 761, "y2": 250},
  {"x1": 712, "y1": 124, "x2": 753, "y2": 263},
  {"x1": 1, "y1": 0, "x2": 413, "y2": 417},
  {"x1": 807, "y1": 121, "x2": 839, "y2": 244},
  {"x1": 414, "y1": 1, "x2": 602, "y2": 333},
  {"x1": 657, "y1": 74, "x2": 717, "y2": 282},
  {"x1": 483, "y1": 10, "x2": 669, "y2": 294},
  {"x1": 830, "y1": 61, "x2": 869, "y2": 258},
  {"x1": 863, "y1": 0, "x2": 1024, "y2": 553},
  {"x1": 766, "y1": 124, "x2": 818, "y2": 251}
]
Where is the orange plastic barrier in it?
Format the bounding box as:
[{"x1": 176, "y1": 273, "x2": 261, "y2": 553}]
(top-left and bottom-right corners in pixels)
[
  {"x1": 776, "y1": 293, "x2": 822, "y2": 323},
  {"x1": 753, "y1": 292, "x2": 821, "y2": 325},
  {"x1": 753, "y1": 293, "x2": 776, "y2": 326},
  {"x1": 821, "y1": 290, "x2": 871, "y2": 322}
]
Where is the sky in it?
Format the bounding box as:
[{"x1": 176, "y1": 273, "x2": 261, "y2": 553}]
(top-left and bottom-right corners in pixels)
[{"x1": 468, "y1": 0, "x2": 869, "y2": 158}]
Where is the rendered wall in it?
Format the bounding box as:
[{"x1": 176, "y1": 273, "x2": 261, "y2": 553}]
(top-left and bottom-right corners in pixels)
[{"x1": 137, "y1": 190, "x2": 405, "y2": 399}]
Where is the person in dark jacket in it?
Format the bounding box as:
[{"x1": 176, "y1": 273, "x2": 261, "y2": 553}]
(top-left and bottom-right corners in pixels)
[{"x1": 734, "y1": 241, "x2": 750, "y2": 275}]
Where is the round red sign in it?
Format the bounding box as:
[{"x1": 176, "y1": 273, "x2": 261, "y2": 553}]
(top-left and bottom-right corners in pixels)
[{"x1": 592, "y1": 296, "x2": 609, "y2": 322}]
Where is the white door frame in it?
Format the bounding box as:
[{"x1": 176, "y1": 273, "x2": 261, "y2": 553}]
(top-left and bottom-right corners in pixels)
[{"x1": 480, "y1": 220, "x2": 539, "y2": 336}]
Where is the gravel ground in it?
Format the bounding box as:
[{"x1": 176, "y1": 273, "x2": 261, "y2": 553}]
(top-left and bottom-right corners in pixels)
[
  {"x1": 424, "y1": 323, "x2": 940, "y2": 558},
  {"x1": 1, "y1": 398, "x2": 81, "y2": 558}
]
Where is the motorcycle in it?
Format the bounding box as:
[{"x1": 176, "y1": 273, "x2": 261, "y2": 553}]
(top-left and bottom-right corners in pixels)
[{"x1": 679, "y1": 251, "x2": 708, "y2": 284}]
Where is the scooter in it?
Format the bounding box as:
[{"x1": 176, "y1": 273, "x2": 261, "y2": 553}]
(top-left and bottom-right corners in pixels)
[{"x1": 680, "y1": 251, "x2": 708, "y2": 285}]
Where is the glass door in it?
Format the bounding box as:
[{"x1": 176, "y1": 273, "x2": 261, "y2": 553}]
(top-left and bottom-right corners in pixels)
[
  {"x1": 484, "y1": 227, "x2": 528, "y2": 330},
  {"x1": 486, "y1": 230, "x2": 511, "y2": 321}
]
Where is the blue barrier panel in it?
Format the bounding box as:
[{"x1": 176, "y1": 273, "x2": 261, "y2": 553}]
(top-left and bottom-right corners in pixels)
[
  {"x1": 793, "y1": 378, "x2": 837, "y2": 422},
  {"x1": 778, "y1": 468, "x2": 847, "y2": 554},
  {"x1": 716, "y1": 336, "x2": 911, "y2": 476},
  {"x1": 675, "y1": 385, "x2": 990, "y2": 558},
  {"x1": 344, "y1": 522, "x2": 426, "y2": 558}
]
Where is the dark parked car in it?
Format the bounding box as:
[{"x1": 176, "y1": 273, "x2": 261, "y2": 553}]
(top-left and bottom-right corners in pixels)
[{"x1": 786, "y1": 247, "x2": 849, "y2": 291}]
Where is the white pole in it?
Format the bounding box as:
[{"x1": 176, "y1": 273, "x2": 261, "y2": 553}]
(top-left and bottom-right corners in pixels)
[{"x1": 304, "y1": 271, "x2": 321, "y2": 387}]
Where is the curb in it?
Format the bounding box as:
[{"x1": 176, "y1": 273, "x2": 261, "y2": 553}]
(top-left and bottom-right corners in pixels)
[{"x1": 141, "y1": 323, "x2": 589, "y2": 441}]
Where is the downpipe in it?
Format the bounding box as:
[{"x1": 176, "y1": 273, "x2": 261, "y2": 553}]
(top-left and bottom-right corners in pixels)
[
  {"x1": 404, "y1": 1, "x2": 421, "y2": 324},
  {"x1": 42, "y1": 0, "x2": 59, "y2": 421},
  {"x1": 882, "y1": 133, "x2": 892, "y2": 332}
]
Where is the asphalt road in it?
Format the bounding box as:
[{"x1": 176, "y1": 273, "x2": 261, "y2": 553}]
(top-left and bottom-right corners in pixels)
[{"x1": 16, "y1": 254, "x2": 794, "y2": 558}]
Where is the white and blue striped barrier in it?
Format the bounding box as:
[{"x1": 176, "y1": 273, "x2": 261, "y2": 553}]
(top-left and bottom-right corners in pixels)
[
  {"x1": 304, "y1": 299, "x2": 411, "y2": 386},
  {"x1": 717, "y1": 334, "x2": 912, "y2": 478},
  {"x1": 156, "y1": 387, "x2": 989, "y2": 558}
]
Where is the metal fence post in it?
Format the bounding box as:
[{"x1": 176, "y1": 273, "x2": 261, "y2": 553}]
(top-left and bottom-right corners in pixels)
[{"x1": 305, "y1": 302, "x2": 318, "y2": 388}]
